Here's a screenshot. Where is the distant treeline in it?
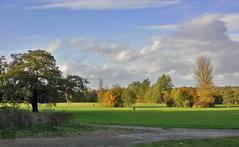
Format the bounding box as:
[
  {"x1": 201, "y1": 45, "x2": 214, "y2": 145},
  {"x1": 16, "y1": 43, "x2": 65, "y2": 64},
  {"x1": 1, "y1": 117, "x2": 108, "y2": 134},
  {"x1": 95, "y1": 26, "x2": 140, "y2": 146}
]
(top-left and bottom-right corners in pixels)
[
  {"x1": 0, "y1": 50, "x2": 238, "y2": 109},
  {"x1": 97, "y1": 56, "x2": 239, "y2": 108},
  {"x1": 97, "y1": 76, "x2": 239, "y2": 108}
]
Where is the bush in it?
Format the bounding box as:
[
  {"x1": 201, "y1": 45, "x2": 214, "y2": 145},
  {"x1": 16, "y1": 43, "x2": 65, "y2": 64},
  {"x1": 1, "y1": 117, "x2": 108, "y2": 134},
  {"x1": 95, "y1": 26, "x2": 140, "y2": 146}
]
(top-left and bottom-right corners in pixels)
[
  {"x1": 0, "y1": 106, "x2": 70, "y2": 129},
  {"x1": 0, "y1": 106, "x2": 32, "y2": 129},
  {"x1": 99, "y1": 86, "x2": 126, "y2": 107},
  {"x1": 193, "y1": 101, "x2": 212, "y2": 108},
  {"x1": 36, "y1": 111, "x2": 70, "y2": 126},
  {"x1": 171, "y1": 87, "x2": 196, "y2": 107},
  {"x1": 165, "y1": 98, "x2": 174, "y2": 107}
]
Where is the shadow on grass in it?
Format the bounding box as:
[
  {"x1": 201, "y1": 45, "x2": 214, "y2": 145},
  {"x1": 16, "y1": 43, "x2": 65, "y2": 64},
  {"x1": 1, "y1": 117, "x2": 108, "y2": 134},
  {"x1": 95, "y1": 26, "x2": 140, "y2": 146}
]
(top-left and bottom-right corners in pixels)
[{"x1": 0, "y1": 124, "x2": 95, "y2": 139}]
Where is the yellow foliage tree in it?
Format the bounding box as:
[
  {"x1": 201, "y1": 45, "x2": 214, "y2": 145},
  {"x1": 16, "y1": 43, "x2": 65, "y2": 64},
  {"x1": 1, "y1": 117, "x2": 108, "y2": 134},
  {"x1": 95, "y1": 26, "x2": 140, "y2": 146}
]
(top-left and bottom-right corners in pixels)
[
  {"x1": 194, "y1": 56, "x2": 214, "y2": 107},
  {"x1": 102, "y1": 90, "x2": 117, "y2": 107}
]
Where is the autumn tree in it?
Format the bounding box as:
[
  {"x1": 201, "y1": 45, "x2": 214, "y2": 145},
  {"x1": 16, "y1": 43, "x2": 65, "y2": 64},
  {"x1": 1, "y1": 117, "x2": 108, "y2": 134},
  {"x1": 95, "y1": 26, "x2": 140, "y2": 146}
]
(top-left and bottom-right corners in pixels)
[
  {"x1": 101, "y1": 90, "x2": 116, "y2": 107},
  {"x1": 234, "y1": 89, "x2": 239, "y2": 104},
  {"x1": 194, "y1": 56, "x2": 214, "y2": 107},
  {"x1": 171, "y1": 87, "x2": 196, "y2": 107}
]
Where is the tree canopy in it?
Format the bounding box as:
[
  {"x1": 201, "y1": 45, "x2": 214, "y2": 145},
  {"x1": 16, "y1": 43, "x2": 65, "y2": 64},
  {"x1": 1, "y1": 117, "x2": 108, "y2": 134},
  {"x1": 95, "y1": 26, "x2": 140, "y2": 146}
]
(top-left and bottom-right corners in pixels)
[{"x1": 0, "y1": 50, "x2": 88, "y2": 112}]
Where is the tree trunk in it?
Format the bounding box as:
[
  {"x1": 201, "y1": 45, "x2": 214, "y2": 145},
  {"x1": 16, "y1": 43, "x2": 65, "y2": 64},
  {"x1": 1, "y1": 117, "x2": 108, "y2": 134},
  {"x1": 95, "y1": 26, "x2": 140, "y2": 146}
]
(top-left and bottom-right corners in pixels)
[{"x1": 31, "y1": 89, "x2": 38, "y2": 112}]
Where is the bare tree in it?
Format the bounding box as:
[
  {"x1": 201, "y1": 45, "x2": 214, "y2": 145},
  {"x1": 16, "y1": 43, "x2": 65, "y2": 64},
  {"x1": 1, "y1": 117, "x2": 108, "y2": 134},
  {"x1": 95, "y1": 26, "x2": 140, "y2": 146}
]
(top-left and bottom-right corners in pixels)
[
  {"x1": 98, "y1": 77, "x2": 104, "y2": 90},
  {"x1": 195, "y1": 56, "x2": 213, "y2": 88},
  {"x1": 194, "y1": 56, "x2": 214, "y2": 107}
]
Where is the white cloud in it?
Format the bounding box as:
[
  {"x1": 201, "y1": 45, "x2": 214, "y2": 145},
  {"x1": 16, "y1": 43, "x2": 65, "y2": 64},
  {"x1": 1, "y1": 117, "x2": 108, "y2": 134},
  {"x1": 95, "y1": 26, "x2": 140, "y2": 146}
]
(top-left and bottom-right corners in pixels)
[
  {"x1": 47, "y1": 39, "x2": 61, "y2": 53},
  {"x1": 27, "y1": 0, "x2": 181, "y2": 10},
  {"x1": 138, "y1": 24, "x2": 178, "y2": 31},
  {"x1": 220, "y1": 14, "x2": 239, "y2": 32},
  {"x1": 63, "y1": 13, "x2": 239, "y2": 88},
  {"x1": 229, "y1": 34, "x2": 239, "y2": 42}
]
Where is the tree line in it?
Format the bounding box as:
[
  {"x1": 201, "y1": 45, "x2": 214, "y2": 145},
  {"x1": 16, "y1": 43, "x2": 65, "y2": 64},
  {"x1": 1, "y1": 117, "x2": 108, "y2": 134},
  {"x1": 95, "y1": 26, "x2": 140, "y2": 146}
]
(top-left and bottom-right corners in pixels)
[
  {"x1": 0, "y1": 50, "x2": 238, "y2": 111},
  {"x1": 98, "y1": 56, "x2": 239, "y2": 108}
]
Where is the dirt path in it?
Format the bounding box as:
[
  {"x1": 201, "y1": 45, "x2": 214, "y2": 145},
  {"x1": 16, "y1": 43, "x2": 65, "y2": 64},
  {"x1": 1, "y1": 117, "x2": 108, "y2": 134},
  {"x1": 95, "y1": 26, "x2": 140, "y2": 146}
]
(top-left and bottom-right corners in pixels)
[{"x1": 1, "y1": 125, "x2": 239, "y2": 147}]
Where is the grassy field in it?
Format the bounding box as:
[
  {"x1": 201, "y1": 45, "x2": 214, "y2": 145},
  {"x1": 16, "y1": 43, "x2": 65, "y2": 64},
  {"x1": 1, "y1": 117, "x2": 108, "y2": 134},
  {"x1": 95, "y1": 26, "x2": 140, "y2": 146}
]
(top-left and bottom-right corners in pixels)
[
  {"x1": 139, "y1": 137, "x2": 239, "y2": 147},
  {"x1": 48, "y1": 103, "x2": 239, "y2": 129}
]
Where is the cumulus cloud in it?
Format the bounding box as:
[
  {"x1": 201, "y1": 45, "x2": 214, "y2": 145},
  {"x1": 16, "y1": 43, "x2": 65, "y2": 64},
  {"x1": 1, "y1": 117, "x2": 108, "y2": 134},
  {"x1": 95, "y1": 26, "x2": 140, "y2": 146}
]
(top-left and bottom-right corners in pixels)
[
  {"x1": 157, "y1": 14, "x2": 239, "y2": 86},
  {"x1": 70, "y1": 36, "x2": 139, "y2": 63},
  {"x1": 62, "y1": 13, "x2": 239, "y2": 88},
  {"x1": 220, "y1": 14, "x2": 239, "y2": 32},
  {"x1": 27, "y1": 0, "x2": 181, "y2": 10}
]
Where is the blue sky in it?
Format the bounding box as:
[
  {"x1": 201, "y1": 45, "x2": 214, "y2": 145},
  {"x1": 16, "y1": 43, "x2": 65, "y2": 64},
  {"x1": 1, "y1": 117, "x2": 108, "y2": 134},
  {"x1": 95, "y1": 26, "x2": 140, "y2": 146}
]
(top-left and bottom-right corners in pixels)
[{"x1": 1, "y1": 0, "x2": 239, "y2": 88}]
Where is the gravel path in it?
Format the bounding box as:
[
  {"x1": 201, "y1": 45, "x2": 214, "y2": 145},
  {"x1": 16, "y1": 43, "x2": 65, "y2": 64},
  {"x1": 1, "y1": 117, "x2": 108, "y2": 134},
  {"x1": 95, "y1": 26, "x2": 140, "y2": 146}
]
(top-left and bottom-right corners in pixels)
[{"x1": 1, "y1": 125, "x2": 239, "y2": 147}]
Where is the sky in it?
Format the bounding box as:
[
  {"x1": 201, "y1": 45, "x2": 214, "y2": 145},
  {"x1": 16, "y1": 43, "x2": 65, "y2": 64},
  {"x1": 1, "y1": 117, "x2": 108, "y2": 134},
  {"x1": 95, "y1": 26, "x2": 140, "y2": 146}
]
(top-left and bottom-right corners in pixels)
[{"x1": 1, "y1": 0, "x2": 239, "y2": 88}]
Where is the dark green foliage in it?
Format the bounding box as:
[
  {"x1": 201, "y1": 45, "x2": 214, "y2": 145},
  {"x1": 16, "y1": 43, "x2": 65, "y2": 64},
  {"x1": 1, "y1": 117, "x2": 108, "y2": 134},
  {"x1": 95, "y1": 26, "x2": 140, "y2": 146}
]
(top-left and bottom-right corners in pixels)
[
  {"x1": 60, "y1": 75, "x2": 89, "y2": 102},
  {"x1": 111, "y1": 85, "x2": 124, "y2": 107},
  {"x1": 0, "y1": 50, "x2": 88, "y2": 112},
  {"x1": 145, "y1": 75, "x2": 173, "y2": 103},
  {"x1": 165, "y1": 97, "x2": 174, "y2": 107},
  {"x1": 82, "y1": 89, "x2": 98, "y2": 102},
  {"x1": 122, "y1": 88, "x2": 137, "y2": 106},
  {"x1": 128, "y1": 79, "x2": 150, "y2": 103}
]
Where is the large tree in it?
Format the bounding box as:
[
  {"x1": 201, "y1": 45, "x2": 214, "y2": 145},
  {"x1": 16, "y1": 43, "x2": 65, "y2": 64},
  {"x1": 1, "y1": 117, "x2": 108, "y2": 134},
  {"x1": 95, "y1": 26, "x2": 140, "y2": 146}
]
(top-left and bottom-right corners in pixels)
[
  {"x1": 128, "y1": 79, "x2": 151, "y2": 103},
  {"x1": 194, "y1": 56, "x2": 214, "y2": 107},
  {"x1": 146, "y1": 75, "x2": 173, "y2": 103},
  {"x1": 3, "y1": 50, "x2": 88, "y2": 112}
]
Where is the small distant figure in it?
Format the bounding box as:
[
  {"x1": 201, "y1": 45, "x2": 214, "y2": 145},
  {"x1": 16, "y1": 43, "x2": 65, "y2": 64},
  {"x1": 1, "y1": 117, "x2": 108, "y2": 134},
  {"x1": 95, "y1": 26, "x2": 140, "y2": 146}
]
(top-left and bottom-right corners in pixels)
[{"x1": 93, "y1": 103, "x2": 95, "y2": 107}]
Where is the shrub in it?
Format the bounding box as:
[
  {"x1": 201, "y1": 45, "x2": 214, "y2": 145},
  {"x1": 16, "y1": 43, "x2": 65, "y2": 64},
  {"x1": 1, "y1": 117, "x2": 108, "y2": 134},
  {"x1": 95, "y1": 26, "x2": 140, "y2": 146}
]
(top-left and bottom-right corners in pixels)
[
  {"x1": 0, "y1": 107, "x2": 70, "y2": 129},
  {"x1": 171, "y1": 87, "x2": 196, "y2": 107},
  {"x1": 99, "y1": 85, "x2": 127, "y2": 107},
  {"x1": 195, "y1": 88, "x2": 214, "y2": 107},
  {"x1": 33, "y1": 111, "x2": 71, "y2": 127},
  {"x1": 193, "y1": 101, "x2": 212, "y2": 108},
  {"x1": 101, "y1": 90, "x2": 117, "y2": 107},
  {"x1": 0, "y1": 106, "x2": 32, "y2": 129},
  {"x1": 165, "y1": 98, "x2": 174, "y2": 107}
]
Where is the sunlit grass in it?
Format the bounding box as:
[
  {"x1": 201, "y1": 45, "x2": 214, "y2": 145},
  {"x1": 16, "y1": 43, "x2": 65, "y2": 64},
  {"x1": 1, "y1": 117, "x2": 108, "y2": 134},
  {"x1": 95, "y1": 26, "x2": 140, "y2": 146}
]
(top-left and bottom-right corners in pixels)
[{"x1": 37, "y1": 102, "x2": 239, "y2": 129}]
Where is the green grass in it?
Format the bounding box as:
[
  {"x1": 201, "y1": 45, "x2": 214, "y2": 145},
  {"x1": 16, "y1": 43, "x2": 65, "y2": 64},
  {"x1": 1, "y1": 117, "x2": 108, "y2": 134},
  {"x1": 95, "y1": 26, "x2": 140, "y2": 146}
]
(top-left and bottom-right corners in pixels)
[
  {"x1": 138, "y1": 137, "x2": 239, "y2": 147},
  {"x1": 49, "y1": 103, "x2": 239, "y2": 129},
  {"x1": 1, "y1": 103, "x2": 239, "y2": 139}
]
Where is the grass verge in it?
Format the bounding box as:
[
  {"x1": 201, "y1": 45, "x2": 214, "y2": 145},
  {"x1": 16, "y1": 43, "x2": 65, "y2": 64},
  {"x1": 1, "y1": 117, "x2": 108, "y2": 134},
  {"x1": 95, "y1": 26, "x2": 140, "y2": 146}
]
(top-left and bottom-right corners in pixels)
[{"x1": 138, "y1": 137, "x2": 239, "y2": 147}]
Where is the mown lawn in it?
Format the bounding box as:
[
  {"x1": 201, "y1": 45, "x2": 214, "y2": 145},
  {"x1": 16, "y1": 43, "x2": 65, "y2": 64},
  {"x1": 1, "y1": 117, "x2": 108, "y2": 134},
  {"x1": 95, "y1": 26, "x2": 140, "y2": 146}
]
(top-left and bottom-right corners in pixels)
[
  {"x1": 139, "y1": 137, "x2": 239, "y2": 147},
  {"x1": 51, "y1": 103, "x2": 239, "y2": 129}
]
